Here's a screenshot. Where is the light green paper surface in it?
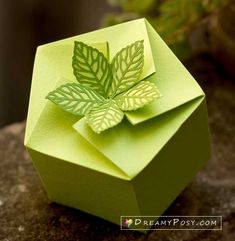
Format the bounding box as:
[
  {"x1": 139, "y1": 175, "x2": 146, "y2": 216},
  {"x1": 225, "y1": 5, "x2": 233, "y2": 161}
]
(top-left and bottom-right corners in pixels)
[
  {"x1": 24, "y1": 41, "x2": 110, "y2": 144},
  {"x1": 27, "y1": 147, "x2": 141, "y2": 224},
  {"x1": 24, "y1": 18, "x2": 211, "y2": 228},
  {"x1": 125, "y1": 20, "x2": 204, "y2": 124},
  {"x1": 72, "y1": 19, "x2": 205, "y2": 178}
]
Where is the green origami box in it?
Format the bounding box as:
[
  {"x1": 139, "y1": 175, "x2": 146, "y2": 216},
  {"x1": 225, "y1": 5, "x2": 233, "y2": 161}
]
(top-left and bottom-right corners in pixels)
[{"x1": 24, "y1": 19, "x2": 211, "y2": 228}]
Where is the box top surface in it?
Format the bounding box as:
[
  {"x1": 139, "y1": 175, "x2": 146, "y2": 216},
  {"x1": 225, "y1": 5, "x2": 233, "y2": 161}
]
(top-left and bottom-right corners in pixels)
[{"x1": 25, "y1": 18, "x2": 205, "y2": 179}]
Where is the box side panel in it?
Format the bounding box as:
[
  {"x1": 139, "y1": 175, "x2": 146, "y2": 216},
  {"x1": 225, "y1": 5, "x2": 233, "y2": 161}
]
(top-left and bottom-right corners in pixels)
[
  {"x1": 133, "y1": 98, "x2": 211, "y2": 215},
  {"x1": 27, "y1": 148, "x2": 140, "y2": 225}
]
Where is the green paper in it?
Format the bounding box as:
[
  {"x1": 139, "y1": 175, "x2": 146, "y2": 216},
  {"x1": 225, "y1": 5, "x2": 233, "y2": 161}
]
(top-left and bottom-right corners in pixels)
[
  {"x1": 74, "y1": 97, "x2": 207, "y2": 178},
  {"x1": 109, "y1": 40, "x2": 144, "y2": 96},
  {"x1": 25, "y1": 41, "x2": 110, "y2": 143},
  {"x1": 73, "y1": 41, "x2": 112, "y2": 97},
  {"x1": 125, "y1": 21, "x2": 204, "y2": 124},
  {"x1": 25, "y1": 18, "x2": 211, "y2": 230},
  {"x1": 47, "y1": 40, "x2": 160, "y2": 133},
  {"x1": 86, "y1": 100, "x2": 124, "y2": 133},
  {"x1": 115, "y1": 80, "x2": 161, "y2": 111},
  {"x1": 46, "y1": 83, "x2": 107, "y2": 116}
]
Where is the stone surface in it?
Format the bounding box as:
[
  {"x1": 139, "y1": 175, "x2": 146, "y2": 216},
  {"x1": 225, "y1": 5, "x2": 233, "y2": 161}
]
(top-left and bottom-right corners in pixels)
[{"x1": 0, "y1": 54, "x2": 235, "y2": 240}]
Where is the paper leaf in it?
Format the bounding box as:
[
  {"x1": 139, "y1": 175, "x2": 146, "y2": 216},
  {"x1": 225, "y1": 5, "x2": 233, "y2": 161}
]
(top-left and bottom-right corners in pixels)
[
  {"x1": 115, "y1": 81, "x2": 161, "y2": 111},
  {"x1": 85, "y1": 100, "x2": 124, "y2": 133},
  {"x1": 46, "y1": 83, "x2": 106, "y2": 116},
  {"x1": 72, "y1": 41, "x2": 112, "y2": 98},
  {"x1": 109, "y1": 40, "x2": 144, "y2": 97},
  {"x1": 46, "y1": 40, "x2": 161, "y2": 134}
]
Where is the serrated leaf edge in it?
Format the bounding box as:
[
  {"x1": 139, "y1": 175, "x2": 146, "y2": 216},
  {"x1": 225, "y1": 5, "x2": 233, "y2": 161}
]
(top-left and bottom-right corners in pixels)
[
  {"x1": 46, "y1": 82, "x2": 107, "y2": 116},
  {"x1": 114, "y1": 81, "x2": 162, "y2": 111},
  {"x1": 108, "y1": 40, "x2": 144, "y2": 97},
  {"x1": 85, "y1": 100, "x2": 124, "y2": 133},
  {"x1": 72, "y1": 41, "x2": 112, "y2": 98}
]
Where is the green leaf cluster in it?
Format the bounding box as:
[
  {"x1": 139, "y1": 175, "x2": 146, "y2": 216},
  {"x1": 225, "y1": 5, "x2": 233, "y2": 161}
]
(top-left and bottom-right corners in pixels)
[
  {"x1": 47, "y1": 41, "x2": 161, "y2": 133},
  {"x1": 103, "y1": 0, "x2": 229, "y2": 59}
]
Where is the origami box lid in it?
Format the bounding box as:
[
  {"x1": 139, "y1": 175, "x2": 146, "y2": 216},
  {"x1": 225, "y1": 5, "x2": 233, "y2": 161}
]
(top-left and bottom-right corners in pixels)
[{"x1": 25, "y1": 18, "x2": 205, "y2": 180}]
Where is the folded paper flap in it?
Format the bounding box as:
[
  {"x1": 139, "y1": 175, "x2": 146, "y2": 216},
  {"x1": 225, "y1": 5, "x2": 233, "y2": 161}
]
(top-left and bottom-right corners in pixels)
[
  {"x1": 74, "y1": 97, "x2": 205, "y2": 178},
  {"x1": 24, "y1": 44, "x2": 74, "y2": 144},
  {"x1": 25, "y1": 42, "x2": 109, "y2": 144},
  {"x1": 26, "y1": 99, "x2": 131, "y2": 180},
  {"x1": 125, "y1": 20, "x2": 204, "y2": 124},
  {"x1": 40, "y1": 18, "x2": 155, "y2": 81}
]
